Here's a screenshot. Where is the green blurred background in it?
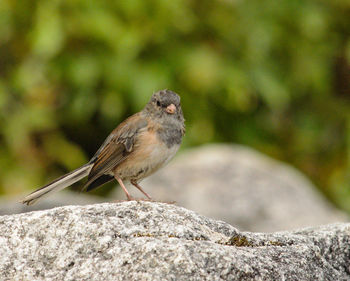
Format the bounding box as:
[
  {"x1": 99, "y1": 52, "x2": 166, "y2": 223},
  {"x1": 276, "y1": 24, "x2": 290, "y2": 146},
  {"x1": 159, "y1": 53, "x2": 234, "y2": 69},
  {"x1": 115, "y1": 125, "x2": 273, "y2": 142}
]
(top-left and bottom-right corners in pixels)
[{"x1": 1, "y1": 0, "x2": 350, "y2": 212}]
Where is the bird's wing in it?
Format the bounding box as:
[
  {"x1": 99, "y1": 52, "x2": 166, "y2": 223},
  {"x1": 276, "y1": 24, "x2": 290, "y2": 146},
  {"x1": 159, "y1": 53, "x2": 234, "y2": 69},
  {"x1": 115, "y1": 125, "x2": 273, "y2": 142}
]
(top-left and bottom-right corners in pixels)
[{"x1": 86, "y1": 113, "x2": 148, "y2": 185}]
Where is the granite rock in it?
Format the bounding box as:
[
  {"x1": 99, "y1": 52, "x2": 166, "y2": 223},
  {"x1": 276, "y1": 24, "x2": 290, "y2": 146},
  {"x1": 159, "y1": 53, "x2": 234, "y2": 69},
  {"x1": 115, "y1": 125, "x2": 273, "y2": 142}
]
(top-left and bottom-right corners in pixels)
[
  {"x1": 0, "y1": 202, "x2": 349, "y2": 281},
  {"x1": 0, "y1": 192, "x2": 104, "y2": 216}
]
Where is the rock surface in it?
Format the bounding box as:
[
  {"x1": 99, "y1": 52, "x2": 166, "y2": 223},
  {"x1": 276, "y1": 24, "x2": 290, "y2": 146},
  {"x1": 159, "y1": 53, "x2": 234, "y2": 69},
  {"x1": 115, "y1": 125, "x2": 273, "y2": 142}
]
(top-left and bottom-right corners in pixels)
[
  {"x1": 0, "y1": 202, "x2": 349, "y2": 281},
  {"x1": 113, "y1": 144, "x2": 347, "y2": 231},
  {"x1": 0, "y1": 193, "x2": 104, "y2": 216}
]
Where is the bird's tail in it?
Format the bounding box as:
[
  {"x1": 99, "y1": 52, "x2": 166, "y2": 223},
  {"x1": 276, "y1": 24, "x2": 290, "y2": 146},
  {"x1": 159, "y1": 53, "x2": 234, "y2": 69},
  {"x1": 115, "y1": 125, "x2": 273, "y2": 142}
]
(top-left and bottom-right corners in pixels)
[{"x1": 21, "y1": 163, "x2": 93, "y2": 205}]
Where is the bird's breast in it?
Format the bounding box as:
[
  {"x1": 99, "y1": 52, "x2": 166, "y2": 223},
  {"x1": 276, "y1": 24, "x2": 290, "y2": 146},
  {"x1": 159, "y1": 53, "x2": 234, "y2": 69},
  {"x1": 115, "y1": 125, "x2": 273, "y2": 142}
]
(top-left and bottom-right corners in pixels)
[{"x1": 113, "y1": 127, "x2": 180, "y2": 180}]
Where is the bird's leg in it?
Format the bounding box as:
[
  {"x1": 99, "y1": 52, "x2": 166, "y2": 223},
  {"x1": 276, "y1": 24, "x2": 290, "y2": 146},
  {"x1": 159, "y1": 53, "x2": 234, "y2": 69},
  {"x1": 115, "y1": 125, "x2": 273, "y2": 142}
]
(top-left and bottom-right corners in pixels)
[
  {"x1": 131, "y1": 180, "x2": 152, "y2": 199},
  {"x1": 115, "y1": 176, "x2": 133, "y2": 200}
]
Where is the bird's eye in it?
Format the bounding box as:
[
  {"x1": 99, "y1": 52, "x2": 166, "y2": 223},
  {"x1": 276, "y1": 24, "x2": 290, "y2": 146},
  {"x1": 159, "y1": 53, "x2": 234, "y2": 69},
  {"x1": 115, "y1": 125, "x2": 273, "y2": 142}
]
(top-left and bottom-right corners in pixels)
[{"x1": 156, "y1": 101, "x2": 161, "y2": 106}]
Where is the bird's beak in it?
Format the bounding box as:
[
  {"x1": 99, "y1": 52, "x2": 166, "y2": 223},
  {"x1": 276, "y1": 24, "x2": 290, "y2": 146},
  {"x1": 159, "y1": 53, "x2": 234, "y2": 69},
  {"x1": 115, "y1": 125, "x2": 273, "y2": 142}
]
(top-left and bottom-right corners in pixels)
[{"x1": 166, "y1": 104, "x2": 176, "y2": 114}]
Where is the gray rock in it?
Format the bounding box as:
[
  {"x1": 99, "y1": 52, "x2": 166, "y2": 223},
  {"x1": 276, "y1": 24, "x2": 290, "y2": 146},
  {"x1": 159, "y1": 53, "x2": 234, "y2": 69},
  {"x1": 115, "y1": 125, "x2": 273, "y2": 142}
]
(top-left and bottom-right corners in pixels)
[
  {"x1": 113, "y1": 144, "x2": 348, "y2": 231},
  {"x1": 0, "y1": 192, "x2": 104, "y2": 216},
  {"x1": 0, "y1": 202, "x2": 349, "y2": 281}
]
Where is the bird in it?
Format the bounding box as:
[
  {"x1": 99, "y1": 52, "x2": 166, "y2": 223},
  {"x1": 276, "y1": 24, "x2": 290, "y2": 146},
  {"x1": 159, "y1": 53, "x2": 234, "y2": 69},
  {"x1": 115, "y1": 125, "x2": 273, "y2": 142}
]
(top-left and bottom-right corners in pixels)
[{"x1": 21, "y1": 89, "x2": 185, "y2": 205}]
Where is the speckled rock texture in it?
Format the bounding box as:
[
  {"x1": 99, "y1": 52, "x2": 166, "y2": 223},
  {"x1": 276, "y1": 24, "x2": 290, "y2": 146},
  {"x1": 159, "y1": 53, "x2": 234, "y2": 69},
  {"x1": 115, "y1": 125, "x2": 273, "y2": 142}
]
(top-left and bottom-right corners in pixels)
[{"x1": 0, "y1": 202, "x2": 349, "y2": 281}]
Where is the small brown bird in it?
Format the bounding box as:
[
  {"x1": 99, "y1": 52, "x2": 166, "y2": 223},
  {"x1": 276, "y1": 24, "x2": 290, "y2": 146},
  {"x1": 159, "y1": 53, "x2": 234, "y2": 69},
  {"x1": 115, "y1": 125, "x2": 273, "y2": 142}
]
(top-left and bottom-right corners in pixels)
[{"x1": 21, "y1": 89, "x2": 185, "y2": 205}]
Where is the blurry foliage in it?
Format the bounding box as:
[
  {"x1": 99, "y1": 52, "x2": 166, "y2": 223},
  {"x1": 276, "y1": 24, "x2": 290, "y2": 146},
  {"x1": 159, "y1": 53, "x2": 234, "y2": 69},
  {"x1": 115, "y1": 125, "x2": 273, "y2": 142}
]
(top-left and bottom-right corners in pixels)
[{"x1": 1, "y1": 0, "x2": 350, "y2": 211}]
